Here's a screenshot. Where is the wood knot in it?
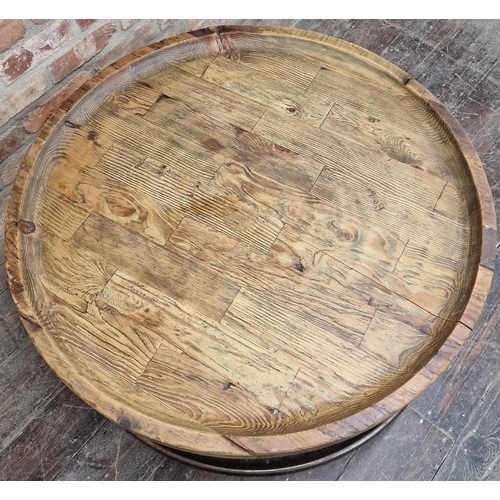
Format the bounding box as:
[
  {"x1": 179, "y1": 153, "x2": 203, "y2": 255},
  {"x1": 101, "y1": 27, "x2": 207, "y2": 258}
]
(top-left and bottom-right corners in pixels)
[
  {"x1": 119, "y1": 417, "x2": 132, "y2": 430},
  {"x1": 104, "y1": 305, "x2": 118, "y2": 316},
  {"x1": 17, "y1": 219, "x2": 36, "y2": 234},
  {"x1": 287, "y1": 107, "x2": 297, "y2": 114},
  {"x1": 64, "y1": 120, "x2": 81, "y2": 129},
  {"x1": 337, "y1": 229, "x2": 354, "y2": 241},
  {"x1": 294, "y1": 262, "x2": 305, "y2": 272}
]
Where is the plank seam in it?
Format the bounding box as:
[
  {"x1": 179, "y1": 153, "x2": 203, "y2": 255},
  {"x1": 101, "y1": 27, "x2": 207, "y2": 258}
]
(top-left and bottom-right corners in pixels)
[
  {"x1": 306, "y1": 64, "x2": 326, "y2": 91},
  {"x1": 218, "y1": 286, "x2": 242, "y2": 324},
  {"x1": 66, "y1": 210, "x2": 92, "y2": 243},
  {"x1": 276, "y1": 368, "x2": 301, "y2": 413},
  {"x1": 133, "y1": 344, "x2": 161, "y2": 385},
  {"x1": 316, "y1": 246, "x2": 459, "y2": 324},
  {"x1": 432, "y1": 181, "x2": 449, "y2": 212},
  {"x1": 164, "y1": 216, "x2": 188, "y2": 245},
  {"x1": 250, "y1": 106, "x2": 270, "y2": 134},
  {"x1": 358, "y1": 307, "x2": 378, "y2": 348},
  {"x1": 307, "y1": 165, "x2": 326, "y2": 194},
  {"x1": 391, "y1": 238, "x2": 410, "y2": 273},
  {"x1": 50, "y1": 417, "x2": 108, "y2": 481},
  {"x1": 198, "y1": 53, "x2": 219, "y2": 79},
  {"x1": 266, "y1": 223, "x2": 286, "y2": 256},
  {"x1": 224, "y1": 436, "x2": 257, "y2": 456}
]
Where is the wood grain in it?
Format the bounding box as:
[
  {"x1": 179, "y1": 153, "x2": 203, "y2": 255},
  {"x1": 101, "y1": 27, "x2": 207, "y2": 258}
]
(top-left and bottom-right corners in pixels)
[
  {"x1": 54, "y1": 421, "x2": 165, "y2": 481},
  {"x1": 0, "y1": 386, "x2": 105, "y2": 481},
  {"x1": 4, "y1": 25, "x2": 495, "y2": 460}
]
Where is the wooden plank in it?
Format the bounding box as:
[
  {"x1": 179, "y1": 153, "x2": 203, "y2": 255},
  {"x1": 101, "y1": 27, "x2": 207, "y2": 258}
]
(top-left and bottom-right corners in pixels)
[
  {"x1": 107, "y1": 81, "x2": 163, "y2": 116},
  {"x1": 202, "y1": 54, "x2": 334, "y2": 126},
  {"x1": 142, "y1": 93, "x2": 325, "y2": 191},
  {"x1": 92, "y1": 144, "x2": 283, "y2": 254},
  {"x1": 37, "y1": 232, "x2": 116, "y2": 314},
  {"x1": 98, "y1": 272, "x2": 304, "y2": 416},
  {"x1": 137, "y1": 341, "x2": 291, "y2": 436},
  {"x1": 320, "y1": 97, "x2": 468, "y2": 185},
  {"x1": 139, "y1": 65, "x2": 267, "y2": 131},
  {"x1": 0, "y1": 289, "x2": 27, "y2": 363},
  {"x1": 0, "y1": 339, "x2": 64, "y2": 452},
  {"x1": 36, "y1": 188, "x2": 90, "y2": 242},
  {"x1": 218, "y1": 29, "x2": 324, "y2": 89},
  {"x1": 86, "y1": 105, "x2": 227, "y2": 178},
  {"x1": 338, "y1": 408, "x2": 454, "y2": 480},
  {"x1": 210, "y1": 160, "x2": 407, "y2": 278},
  {"x1": 49, "y1": 159, "x2": 178, "y2": 245},
  {"x1": 70, "y1": 212, "x2": 240, "y2": 322},
  {"x1": 43, "y1": 119, "x2": 113, "y2": 170},
  {"x1": 390, "y1": 239, "x2": 475, "y2": 321},
  {"x1": 167, "y1": 217, "x2": 374, "y2": 345},
  {"x1": 0, "y1": 387, "x2": 106, "y2": 481},
  {"x1": 267, "y1": 225, "x2": 451, "y2": 334},
  {"x1": 150, "y1": 457, "x2": 240, "y2": 481},
  {"x1": 311, "y1": 61, "x2": 462, "y2": 154},
  {"x1": 54, "y1": 421, "x2": 165, "y2": 481},
  {"x1": 433, "y1": 379, "x2": 500, "y2": 480},
  {"x1": 360, "y1": 311, "x2": 432, "y2": 368},
  {"x1": 253, "y1": 109, "x2": 451, "y2": 237},
  {"x1": 46, "y1": 298, "x2": 161, "y2": 386},
  {"x1": 224, "y1": 288, "x2": 404, "y2": 412}
]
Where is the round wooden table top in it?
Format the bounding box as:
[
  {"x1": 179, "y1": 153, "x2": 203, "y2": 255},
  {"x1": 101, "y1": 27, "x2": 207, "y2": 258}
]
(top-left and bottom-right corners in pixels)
[{"x1": 5, "y1": 26, "x2": 496, "y2": 458}]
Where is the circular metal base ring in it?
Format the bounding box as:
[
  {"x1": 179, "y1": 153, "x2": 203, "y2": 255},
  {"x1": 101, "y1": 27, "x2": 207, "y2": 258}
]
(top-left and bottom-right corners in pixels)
[{"x1": 134, "y1": 413, "x2": 400, "y2": 475}]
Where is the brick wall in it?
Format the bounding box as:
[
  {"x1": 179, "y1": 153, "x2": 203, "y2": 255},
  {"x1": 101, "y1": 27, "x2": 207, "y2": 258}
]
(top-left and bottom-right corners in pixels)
[{"x1": 0, "y1": 19, "x2": 234, "y2": 194}]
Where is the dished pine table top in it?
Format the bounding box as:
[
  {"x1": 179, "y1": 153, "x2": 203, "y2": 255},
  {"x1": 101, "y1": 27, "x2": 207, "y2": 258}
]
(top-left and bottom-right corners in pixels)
[{"x1": 4, "y1": 26, "x2": 496, "y2": 458}]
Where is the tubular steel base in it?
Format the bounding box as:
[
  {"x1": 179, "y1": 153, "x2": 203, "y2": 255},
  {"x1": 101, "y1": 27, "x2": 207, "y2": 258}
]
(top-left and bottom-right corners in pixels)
[{"x1": 134, "y1": 413, "x2": 400, "y2": 475}]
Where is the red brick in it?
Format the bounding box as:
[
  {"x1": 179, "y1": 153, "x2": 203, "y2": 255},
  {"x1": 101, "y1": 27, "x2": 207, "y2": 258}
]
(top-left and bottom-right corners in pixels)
[
  {"x1": 23, "y1": 71, "x2": 91, "y2": 133},
  {"x1": 0, "y1": 73, "x2": 46, "y2": 127},
  {"x1": 0, "y1": 127, "x2": 24, "y2": 163},
  {"x1": 32, "y1": 20, "x2": 48, "y2": 25},
  {"x1": 49, "y1": 49, "x2": 80, "y2": 84},
  {"x1": 75, "y1": 23, "x2": 115, "y2": 60},
  {"x1": 0, "y1": 20, "x2": 71, "y2": 83},
  {"x1": 27, "y1": 19, "x2": 71, "y2": 58},
  {"x1": 0, "y1": 20, "x2": 26, "y2": 54},
  {"x1": 1, "y1": 47, "x2": 33, "y2": 81},
  {"x1": 50, "y1": 23, "x2": 114, "y2": 83},
  {"x1": 77, "y1": 20, "x2": 96, "y2": 30},
  {"x1": 94, "y1": 21, "x2": 155, "y2": 71}
]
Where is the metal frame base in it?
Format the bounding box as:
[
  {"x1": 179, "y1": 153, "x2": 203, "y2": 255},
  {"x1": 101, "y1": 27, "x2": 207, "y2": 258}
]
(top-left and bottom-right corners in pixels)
[{"x1": 133, "y1": 413, "x2": 399, "y2": 475}]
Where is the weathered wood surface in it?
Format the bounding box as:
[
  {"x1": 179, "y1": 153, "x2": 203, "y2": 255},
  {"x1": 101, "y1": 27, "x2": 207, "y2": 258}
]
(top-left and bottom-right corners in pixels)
[
  {"x1": 2, "y1": 20, "x2": 500, "y2": 480},
  {"x1": 4, "y1": 24, "x2": 495, "y2": 459}
]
